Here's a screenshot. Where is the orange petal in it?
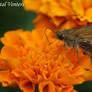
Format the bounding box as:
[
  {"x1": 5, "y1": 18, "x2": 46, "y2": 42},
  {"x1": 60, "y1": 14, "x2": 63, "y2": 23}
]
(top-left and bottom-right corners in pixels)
[
  {"x1": 1, "y1": 46, "x2": 18, "y2": 58},
  {"x1": 39, "y1": 81, "x2": 56, "y2": 92},
  {"x1": 18, "y1": 79, "x2": 35, "y2": 92}
]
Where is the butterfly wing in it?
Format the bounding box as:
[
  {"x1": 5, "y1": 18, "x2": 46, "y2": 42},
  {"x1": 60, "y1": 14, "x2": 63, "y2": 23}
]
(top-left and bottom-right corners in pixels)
[
  {"x1": 70, "y1": 24, "x2": 92, "y2": 57},
  {"x1": 70, "y1": 24, "x2": 92, "y2": 43}
]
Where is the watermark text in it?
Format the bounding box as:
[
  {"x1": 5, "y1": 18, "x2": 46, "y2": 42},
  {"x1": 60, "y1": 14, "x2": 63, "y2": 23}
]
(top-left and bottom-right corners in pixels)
[{"x1": 0, "y1": 1, "x2": 24, "y2": 7}]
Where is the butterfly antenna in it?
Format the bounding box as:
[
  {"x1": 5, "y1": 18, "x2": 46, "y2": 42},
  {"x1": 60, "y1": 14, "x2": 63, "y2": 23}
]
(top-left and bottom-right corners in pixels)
[
  {"x1": 44, "y1": 29, "x2": 52, "y2": 45},
  {"x1": 44, "y1": 19, "x2": 67, "y2": 45}
]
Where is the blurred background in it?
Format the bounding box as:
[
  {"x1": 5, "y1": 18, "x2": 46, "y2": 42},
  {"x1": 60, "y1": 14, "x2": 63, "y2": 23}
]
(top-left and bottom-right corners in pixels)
[
  {"x1": 0, "y1": 0, "x2": 36, "y2": 36},
  {"x1": 0, "y1": 0, "x2": 92, "y2": 92}
]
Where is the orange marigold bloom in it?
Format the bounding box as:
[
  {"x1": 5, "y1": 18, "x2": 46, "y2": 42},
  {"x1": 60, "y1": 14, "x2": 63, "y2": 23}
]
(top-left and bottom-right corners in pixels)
[
  {"x1": 0, "y1": 1, "x2": 91, "y2": 92},
  {"x1": 0, "y1": 24, "x2": 92, "y2": 92},
  {"x1": 23, "y1": 0, "x2": 92, "y2": 26}
]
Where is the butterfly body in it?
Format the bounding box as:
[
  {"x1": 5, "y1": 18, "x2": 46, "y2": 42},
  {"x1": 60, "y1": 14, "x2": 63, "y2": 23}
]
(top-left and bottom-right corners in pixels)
[{"x1": 56, "y1": 25, "x2": 92, "y2": 57}]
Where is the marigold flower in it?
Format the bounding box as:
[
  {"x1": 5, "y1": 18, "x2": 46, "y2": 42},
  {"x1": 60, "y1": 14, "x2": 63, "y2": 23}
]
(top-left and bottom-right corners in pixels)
[
  {"x1": 0, "y1": 0, "x2": 92, "y2": 92},
  {"x1": 0, "y1": 25, "x2": 92, "y2": 92},
  {"x1": 23, "y1": 0, "x2": 92, "y2": 26}
]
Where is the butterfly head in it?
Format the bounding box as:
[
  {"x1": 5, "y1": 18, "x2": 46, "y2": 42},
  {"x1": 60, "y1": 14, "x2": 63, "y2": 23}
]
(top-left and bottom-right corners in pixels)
[{"x1": 56, "y1": 30, "x2": 65, "y2": 40}]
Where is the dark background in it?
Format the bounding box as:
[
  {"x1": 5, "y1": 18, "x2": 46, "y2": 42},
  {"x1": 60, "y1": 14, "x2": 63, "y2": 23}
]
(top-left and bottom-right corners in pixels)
[
  {"x1": 0, "y1": 0, "x2": 92, "y2": 92},
  {"x1": 0, "y1": 0, "x2": 36, "y2": 37}
]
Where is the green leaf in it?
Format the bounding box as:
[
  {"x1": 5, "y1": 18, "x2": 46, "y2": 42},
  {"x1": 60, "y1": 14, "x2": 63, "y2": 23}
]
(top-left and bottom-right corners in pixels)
[{"x1": 35, "y1": 85, "x2": 39, "y2": 92}]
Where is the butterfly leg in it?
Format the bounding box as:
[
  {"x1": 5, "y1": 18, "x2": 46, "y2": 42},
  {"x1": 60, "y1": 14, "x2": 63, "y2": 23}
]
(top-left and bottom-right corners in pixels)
[
  {"x1": 76, "y1": 44, "x2": 80, "y2": 63},
  {"x1": 63, "y1": 42, "x2": 71, "y2": 65},
  {"x1": 73, "y1": 39, "x2": 80, "y2": 63}
]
